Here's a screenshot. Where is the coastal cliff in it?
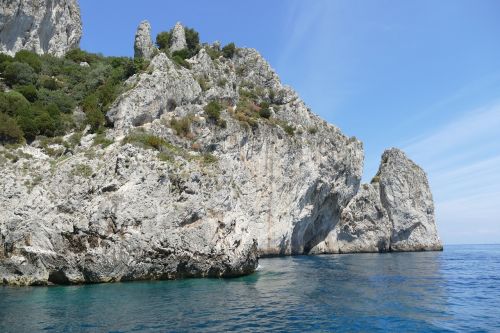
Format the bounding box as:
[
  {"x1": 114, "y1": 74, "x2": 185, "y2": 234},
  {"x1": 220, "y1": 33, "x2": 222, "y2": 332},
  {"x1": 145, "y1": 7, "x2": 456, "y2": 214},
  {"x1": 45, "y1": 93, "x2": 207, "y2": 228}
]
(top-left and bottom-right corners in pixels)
[{"x1": 0, "y1": 11, "x2": 442, "y2": 285}]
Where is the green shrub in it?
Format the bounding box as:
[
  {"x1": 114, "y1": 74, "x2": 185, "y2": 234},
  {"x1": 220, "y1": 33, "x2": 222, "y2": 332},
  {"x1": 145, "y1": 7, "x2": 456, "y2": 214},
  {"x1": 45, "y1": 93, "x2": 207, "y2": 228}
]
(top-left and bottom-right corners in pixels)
[
  {"x1": 15, "y1": 103, "x2": 63, "y2": 141},
  {"x1": 204, "y1": 101, "x2": 222, "y2": 122},
  {"x1": 71, "y1": 164, "x2": 93, "y2": 178},
  {"x1": 172, "y1": 55, "x2": 191, "y2": 69},
  {"x1": 185, "y1": 27, "x2": 200, "y2": 57},
  {"x1": 202, "y1": 153, "x2": 217, "y2": 164},
  {"x1": 0, "y1": 53, "x2": 13, "y2": 71},
  {"x1": 37, "y1": 89, "x2": 76, "y2": 114},
  {"x1": 0, "y1": 91, "x2": 30, "y2": 116},
  {"x1": 68, "y1": 132, "x2": 83, "y2": 147},
  {"x1": 222, "y1": 43, "x2": 236, "y2": 58},
  {"x1": 259, "y1": 107, "x2": 271, "y2": 119},
  {"x1": 92, "y1": 133, "x2": 113, "y2": 147},
  {"x1": 156, "y1": 31, "x2": 171, "y2": 50},
  {"x1": 205, "y1": 46, "x2": 221, "y2": 60},
  {"x1": 65, "y1": 49, "x2": 100, "y2": 64},
  {"x1": 283, "y1": 124, "x2": 295, "y2": 136},
  {"x1": 14, "y1": 50, "x2": 42, "y2": 73},
  {"x1": 308, "y1": 126, "x2": 318, "y2": 134},
  {"x1": 217, "y1": 78, "x2": 227, "y2": 87},
  {"x1": 38, "y1": 75, "x2": 60, "y2": 90},
  {"x1": 197, "y1": 76, "x2": 210, "y2": 91},
  {"x1": 0, "y1": 113, "x2": 24, "y2": 144},
  {"x1": 170, "y1": 116, "x2": 192, "y2": 137},
  {"x1": 122, "y1": 132, "x2": 171, "y2": 151},
  {"x1": 15, "y1": 85, "x2": 38, "y2": 102},
  {"x1": 371, "y1": 174, "x2": 381, "y2": 184},
  {"x1": 3, "y1": 62, "x2": 36, "y2": 86},
  {"x1": 83, "y1": 94, "x2": 104, "y2": 132}
]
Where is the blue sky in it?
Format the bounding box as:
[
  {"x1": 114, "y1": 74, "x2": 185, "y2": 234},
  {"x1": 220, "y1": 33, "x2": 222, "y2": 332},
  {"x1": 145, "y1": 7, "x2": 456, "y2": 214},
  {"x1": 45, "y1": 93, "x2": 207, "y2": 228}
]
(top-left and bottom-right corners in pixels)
[{"x1": 80, "y1": 0, "x2": 500, "y2": 245}]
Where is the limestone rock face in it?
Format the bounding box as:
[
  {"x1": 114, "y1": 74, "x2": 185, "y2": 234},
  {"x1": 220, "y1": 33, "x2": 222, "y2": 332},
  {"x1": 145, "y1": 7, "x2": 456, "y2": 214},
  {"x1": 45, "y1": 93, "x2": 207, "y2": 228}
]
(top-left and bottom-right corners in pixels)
[
  {"x1": 134, "y1": 20, "x2": 156, "y2": 60},
  {"x1": 336, "y1": 183, "x2": 391, "y2": 253},
  {"x1": 0, "y1": 25, "x2": 442, "y2": 285},
  {"x1": 0, "y1": 0, "x2": 82, "y2": 57},
  {"x1": 106, "y1": 53, "x2": 202, "y2": 130},
  {"x1": 0, "y1": 144, "x2": 258, "y2": 285},
  {"x1": 170, "y1": 22, "x2": 187, "y2": 52},
  {"x1": 377, "y1": 148, "x2": 443, "y2": 251}
]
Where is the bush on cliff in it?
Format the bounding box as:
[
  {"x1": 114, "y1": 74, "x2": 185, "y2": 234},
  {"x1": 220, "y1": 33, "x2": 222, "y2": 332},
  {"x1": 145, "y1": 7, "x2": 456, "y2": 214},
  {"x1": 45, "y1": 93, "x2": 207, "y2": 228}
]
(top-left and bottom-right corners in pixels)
[
  {"x1": 0, "y1": 49, "x2": 145, "y2": 143},
  {"x1": 222, "y1": 43, "x2": 236, "y2": 58},
  {"x1": 3, "y1": 62, "x2": 37, "y2": 86},
  {"x1": 204, "y1": 101, "x2": 226, "y2": 128},
  {"x1": 156, "y1": 31, "x2": 171, "y2": 51},
  {"x1": 0, "y1": 113, "x2": 24, "y2": 144}
]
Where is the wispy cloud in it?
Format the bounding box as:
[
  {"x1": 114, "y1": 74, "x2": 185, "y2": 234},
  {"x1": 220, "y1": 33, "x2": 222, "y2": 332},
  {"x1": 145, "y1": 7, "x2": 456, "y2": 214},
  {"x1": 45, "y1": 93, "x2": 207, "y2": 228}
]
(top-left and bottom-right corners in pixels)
[{"x1": 402, "y1": 102, "x2": 500, "y2": 244}]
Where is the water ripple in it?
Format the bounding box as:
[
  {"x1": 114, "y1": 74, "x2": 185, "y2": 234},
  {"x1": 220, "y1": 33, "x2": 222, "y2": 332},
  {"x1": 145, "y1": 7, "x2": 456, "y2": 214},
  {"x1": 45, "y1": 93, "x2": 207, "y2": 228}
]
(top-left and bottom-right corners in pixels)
[{"x1": 1, "y1": 245, "x2": 500, "y2": 332}]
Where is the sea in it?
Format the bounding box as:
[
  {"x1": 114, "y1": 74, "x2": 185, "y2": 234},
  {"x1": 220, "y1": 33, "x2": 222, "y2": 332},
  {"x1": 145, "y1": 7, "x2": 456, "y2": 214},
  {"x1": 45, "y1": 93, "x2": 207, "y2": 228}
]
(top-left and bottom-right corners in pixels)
[{"x1": 1, "y1": 244, "x2": 499, "y2": 332}]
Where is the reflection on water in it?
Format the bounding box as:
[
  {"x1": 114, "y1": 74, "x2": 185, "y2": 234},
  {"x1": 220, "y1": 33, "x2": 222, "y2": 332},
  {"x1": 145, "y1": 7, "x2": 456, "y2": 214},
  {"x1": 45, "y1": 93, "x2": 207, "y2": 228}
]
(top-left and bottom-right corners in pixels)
[{"x1": 1, "y1": 245, "x2": 499, "y2": 332}]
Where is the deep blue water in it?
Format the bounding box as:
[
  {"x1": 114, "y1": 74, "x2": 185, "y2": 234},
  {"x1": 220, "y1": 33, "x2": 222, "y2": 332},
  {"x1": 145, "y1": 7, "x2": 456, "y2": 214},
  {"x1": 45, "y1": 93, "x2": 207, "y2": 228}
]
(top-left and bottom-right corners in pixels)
[{"x1": 1, "y1": 245, "x2": 500, "y2": 332}]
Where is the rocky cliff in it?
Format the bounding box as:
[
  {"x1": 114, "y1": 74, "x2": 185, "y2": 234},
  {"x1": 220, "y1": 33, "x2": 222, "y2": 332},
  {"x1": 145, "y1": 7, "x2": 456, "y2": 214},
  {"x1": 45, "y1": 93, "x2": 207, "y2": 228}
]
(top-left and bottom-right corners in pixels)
[
  {"x1": 0, "y1": 22, "x2": 441, "y2": 286},
  {"x1": 0, "y1": 0, "x2": 82, "y2": 57}
]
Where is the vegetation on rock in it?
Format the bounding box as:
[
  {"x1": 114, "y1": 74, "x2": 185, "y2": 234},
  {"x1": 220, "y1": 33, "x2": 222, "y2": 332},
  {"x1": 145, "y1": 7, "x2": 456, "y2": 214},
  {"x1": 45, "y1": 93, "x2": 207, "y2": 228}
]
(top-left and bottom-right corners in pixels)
[{"x1": 0, "y1": 50, "x2": 147, "y2": 143}]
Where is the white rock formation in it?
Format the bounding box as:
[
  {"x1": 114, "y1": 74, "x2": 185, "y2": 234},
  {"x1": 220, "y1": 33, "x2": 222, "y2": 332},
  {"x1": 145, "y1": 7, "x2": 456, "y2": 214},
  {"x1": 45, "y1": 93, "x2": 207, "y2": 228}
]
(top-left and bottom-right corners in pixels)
[
  {"x1": 134, "y1": 20, "x2": 156, "y2": 60},
  {"x1": 0, "y1": 22, "x2": 442, "y2": 285},
  {"x1": 336, "y1": 183, "x2": 392, "y2": 253},
  {"x1": 330, "y1": 148, "x2": 443, "y2": 253},
  {"x1": 377, "y1": 148, "x2": 443, "y2": 251},
  {"x1": 169, "y1": 22, "x2": 187, "y2": 52},
  {"x1": 0, "y1": 0, "x2": 82, "y2": 57}
]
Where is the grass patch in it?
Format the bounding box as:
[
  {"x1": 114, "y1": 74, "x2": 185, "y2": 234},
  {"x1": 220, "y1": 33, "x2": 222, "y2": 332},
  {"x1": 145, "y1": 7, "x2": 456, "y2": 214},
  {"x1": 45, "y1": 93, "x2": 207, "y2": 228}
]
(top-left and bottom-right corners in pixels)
[
  {"x1": 170, "y1": 115, "x2": 193, "y2": 138},
  {"x1": 71, "y1": 163, "x2": 93, "y2": 178},
  {"x1": 93, "y1": 133, "x2": 114, "y2": 147}
]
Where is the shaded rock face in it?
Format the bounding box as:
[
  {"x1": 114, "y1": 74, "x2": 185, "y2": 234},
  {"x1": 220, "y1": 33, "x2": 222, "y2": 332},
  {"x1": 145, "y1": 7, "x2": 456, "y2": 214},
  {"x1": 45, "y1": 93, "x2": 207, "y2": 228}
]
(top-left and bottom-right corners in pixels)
[
  {"x1": 336, "y1": 183, "x2": 391, "y2": 253},
  {"x1": 0, "y1": 0, "x2": 82, "y2": 57},
  {"x1": 169, "y1": 22, "x2": 186, "y2": 52},
  {"x1": 134, "y1": 20, "x2": 156, "y2": 60}
]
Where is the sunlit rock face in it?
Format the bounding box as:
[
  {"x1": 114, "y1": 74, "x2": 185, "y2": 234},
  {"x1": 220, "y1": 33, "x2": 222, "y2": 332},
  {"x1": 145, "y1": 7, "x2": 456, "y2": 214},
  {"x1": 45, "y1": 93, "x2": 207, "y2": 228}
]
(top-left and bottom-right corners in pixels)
[
  {"x1": 0, "y1": 20, "x2": 441, "y2": 286},
  {"x1": 0, "y1": 0, "x2": 82, "y2": 57},
  {"x1": 134, "y1": 20, "x2": 156, "y2": 61}
]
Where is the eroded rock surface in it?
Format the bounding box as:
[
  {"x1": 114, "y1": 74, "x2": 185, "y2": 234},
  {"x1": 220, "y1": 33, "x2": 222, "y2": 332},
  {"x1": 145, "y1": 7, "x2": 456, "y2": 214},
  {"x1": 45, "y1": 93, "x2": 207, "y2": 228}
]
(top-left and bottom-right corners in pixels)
[
  {"x1": 170, "y1": 22, "x2": 187, "y2": 52},
  {"x1": 0, "y1": 21, "x2": 442, "y2": 286},
  {"x1": 134, "y1": 20, "x2": 156, "y2": 60},
  {"x1": 0, "y1": 0, "x2": 82, "y2": 57},
  {"x1": 377, "y1": 148, "x2": 443, "y2": 251},
  {"x1": 332, "y1": 149, "x2": 443, "y2": 253}
]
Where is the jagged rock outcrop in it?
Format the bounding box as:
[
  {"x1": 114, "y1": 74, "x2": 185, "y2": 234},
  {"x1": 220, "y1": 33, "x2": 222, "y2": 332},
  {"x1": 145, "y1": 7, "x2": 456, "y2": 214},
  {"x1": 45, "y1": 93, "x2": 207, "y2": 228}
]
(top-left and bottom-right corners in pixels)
[
  {"x1": 0, "y1": 0, "x2": 82, "y2": 57},
  {"x1": 134, "y1": 20, "x2": 156, "y2": 60},
  {"x1": 376, "y1": 148, "x2": 443, "y2": 251},
  {"x1": 107, "y1": 53, "x2": 202, "y2": 130},
  {"x1": 169, "y1": 22, "x2": 187, "y2": 52},
  {"x1": 0, "y1": 22, "x2": 441, "y2": 286},
  {"x1": 332, "y1": 148, "x2": 443, "y2": 252}
]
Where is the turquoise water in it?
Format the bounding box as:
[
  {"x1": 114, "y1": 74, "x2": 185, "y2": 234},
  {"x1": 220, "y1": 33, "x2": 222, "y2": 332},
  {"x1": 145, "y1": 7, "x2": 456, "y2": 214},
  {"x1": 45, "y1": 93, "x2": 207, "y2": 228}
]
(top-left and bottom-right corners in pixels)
[{"x1": 1, "y1": 245, "x2": 499, "y2": 332}]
